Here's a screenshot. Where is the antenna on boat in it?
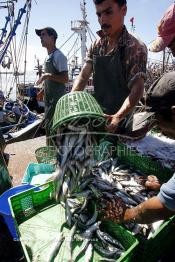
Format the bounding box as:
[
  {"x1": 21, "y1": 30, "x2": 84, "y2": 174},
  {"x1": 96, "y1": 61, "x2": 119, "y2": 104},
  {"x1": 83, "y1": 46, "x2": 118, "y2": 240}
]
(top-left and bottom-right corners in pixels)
[{"x1": 71, "y1": 0, "x2": 88, "y2": 66}]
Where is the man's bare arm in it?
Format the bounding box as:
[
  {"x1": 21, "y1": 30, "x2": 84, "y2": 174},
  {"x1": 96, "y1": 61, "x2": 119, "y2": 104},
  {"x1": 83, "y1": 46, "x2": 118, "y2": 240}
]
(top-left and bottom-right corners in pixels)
[
  {"x1": 105, "y1": 77, "x2": 145, "y2": 132},
  {"x1": 72, "y1": 62, "x2": 93, "y2": 91},
  {"x1": 124, "y1": 196, "x2": 174, "y2": 224},
  {"x1": 101, "y1": 196, "x2": 175, "y2": 225},
  {"x1": 36, "y1": 71, "x2": 68, "y2": 85}
]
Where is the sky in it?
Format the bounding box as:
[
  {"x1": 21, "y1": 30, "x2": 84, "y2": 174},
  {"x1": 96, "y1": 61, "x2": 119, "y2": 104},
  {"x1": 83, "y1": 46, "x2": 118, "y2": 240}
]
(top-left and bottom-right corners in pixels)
[{"x1": 0, "y1": 0, "x2": 174, "y2": 80}]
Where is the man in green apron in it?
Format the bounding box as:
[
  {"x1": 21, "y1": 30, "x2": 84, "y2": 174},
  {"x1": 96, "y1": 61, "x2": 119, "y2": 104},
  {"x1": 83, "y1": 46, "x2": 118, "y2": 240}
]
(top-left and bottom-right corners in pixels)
[
  {"x1": 137, "y1": 2, "x2": 175, "y2": 140},
  {"x1": 72, "y1": 0, "x2": 147, "y2": 140},
  {"x1": 97, "y1": 3, "x2": 175, "y2": 228},
  {"x1": 35, "y1": 27, "x2": 68, "y2": 145}
]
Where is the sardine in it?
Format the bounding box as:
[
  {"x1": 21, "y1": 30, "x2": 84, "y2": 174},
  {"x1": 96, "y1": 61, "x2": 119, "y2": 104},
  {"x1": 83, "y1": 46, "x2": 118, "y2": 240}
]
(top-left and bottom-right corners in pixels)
[
  {"x1": 66, "y1": 222, "x2": 77, "y2": 262},
  {"x1": 94, "y1": 243, "x2": 123, "y2": 258},
  {"x1": 85, "y1": 242, "x2": 93, "y2": 262},
  {"x1": 46, "y1": 232, "x2": 65, "y2": 262},
  {"x1": 96, "y1": 229, "x2": 124, "y2": 250}
]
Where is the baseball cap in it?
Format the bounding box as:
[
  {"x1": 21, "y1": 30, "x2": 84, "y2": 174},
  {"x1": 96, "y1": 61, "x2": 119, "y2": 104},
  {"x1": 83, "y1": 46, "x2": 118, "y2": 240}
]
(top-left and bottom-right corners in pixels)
[
  {"x1": 149, "y1": 3, "x2": 175, "y2": 52},
  {"x1": 35, "y1": 27, "x2": 58, "y2": 39},
  {"x1": 136, "y1": 71, "x2": 175, "y2": 127}
]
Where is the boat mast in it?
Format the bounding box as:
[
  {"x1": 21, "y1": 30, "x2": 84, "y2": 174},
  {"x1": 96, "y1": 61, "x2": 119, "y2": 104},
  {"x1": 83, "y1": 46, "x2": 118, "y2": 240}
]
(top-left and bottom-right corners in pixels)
[{"x1": 71, "y1": 0, "x2": 88, "y2": 66}]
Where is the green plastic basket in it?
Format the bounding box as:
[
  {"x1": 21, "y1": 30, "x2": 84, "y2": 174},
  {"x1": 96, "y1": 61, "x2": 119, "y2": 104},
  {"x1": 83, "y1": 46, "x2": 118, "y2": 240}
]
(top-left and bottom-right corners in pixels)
[
  {"x1": 9, "y1": 182, "x2": 138, "y2": 262},
  {"x1": 52, "y1": 91, "x2": 105, "y2": 132},
  {"x1": 35, "y1": 146, "x2": 57, "y2": 164}
]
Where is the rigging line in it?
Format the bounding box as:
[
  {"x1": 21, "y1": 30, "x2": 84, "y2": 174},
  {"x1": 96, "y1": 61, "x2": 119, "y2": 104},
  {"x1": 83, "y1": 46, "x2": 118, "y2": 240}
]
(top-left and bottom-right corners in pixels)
[
  {"x1": 15, "y1": 10, "x2": 29, "y2": 68},
  {"x1": 0, "y1": 0, "x2": 32, "y2": 64},
  {"x1": 9, "y1": 1, "x2": 31, "y2": 91},
  {"x1": 23, "y1": 5, "x2": 31, "y2": 86},
  {"x1": 67, "y1": 46, "x2": 81, "y2": 63},
  {"x1": 58, "y1": 32, "x2": 76, "y2": 49},
  {"x1": 16, "y1": 12, "x2": 29, "y2": 71},
  {"x1": 66, "y1": 35, "x2": 79, "y2": 60},
  {"x1": 8, "y1": 8, "x2": 18, "y2": 76},
  {"x1": 86, "y1": 25, "x2": 96, "y2": 40},
  {"x1": 86, "y1": 26, "x2": 93, "y2": 44}
]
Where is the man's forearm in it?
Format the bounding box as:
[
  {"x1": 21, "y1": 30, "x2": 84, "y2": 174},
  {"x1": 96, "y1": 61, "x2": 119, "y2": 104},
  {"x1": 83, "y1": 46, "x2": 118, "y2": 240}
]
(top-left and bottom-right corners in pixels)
[
  {"x1": 72, "y1": 75, "x2": 87, "y2": 91},
  {"x1": 115, "y1": 78, "x2": 144, "y2": 121},
  {"x1": 72, "y1": 62, "x2": 92, "y2": 92},
  {"x1": 47, "y1": 73, "x2": 68, "y2": 84},
  {"x1": 114, "y1": 96, "x2": 135, "y2": 121},
  {"x1": 123, "y1": 197, "x2": 174, "y2": 224}
]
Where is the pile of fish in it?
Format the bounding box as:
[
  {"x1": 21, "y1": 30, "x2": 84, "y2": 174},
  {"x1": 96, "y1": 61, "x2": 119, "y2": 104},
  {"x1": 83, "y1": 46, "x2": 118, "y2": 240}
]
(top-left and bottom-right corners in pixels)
[{"x1": 48, "y1": 122, "x2": 162, "y2": 261}]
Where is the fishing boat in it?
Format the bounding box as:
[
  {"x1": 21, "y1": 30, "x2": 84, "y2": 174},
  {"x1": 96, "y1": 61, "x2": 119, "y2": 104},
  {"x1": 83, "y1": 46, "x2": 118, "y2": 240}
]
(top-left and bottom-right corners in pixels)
[
  {"x1": 0, "y1": 93, "x2": 43, "y2": 143},
  {"x1": 0, "y1": 0, "x2": 44, "y2": 143}
]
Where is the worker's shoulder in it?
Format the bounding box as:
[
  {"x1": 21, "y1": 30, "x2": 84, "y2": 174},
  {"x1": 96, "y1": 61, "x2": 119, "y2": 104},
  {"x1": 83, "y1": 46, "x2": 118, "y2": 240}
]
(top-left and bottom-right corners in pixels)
[
  {"x1": 127, "y1": 31, "x2": 147, "y2": 52},
  {"x1": 54, "y1": 48, "x2": 67, "y2": 59}
]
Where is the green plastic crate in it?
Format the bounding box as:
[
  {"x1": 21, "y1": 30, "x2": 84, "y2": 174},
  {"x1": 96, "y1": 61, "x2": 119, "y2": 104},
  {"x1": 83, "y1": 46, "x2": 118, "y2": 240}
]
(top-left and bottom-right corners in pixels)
[
  {"x1": 22, "y1": 162, "x2": 55, "y2": 185},
  {"x1": 116, "y1": 143, "x2": 175, "y2": 262},
  {"x1": 9, "y1": 181, "x2": 138, "y2": 262},
  {"x1": 136, "y1": 216, "x2": 175, "y2": 262},
  {"x1": 117, "y1": 143, "x2": 173, "y2": 181}
]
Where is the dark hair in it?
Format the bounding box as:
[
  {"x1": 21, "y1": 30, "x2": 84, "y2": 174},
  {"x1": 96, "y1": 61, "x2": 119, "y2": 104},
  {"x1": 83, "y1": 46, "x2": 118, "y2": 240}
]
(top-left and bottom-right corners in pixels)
[{"x1": 93, "y1": 0, "x2": 127, "y2": 7}]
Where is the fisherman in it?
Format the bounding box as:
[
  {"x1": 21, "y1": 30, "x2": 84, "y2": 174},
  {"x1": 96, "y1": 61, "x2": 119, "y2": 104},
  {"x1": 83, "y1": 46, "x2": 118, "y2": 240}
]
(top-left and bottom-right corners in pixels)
[
  {"x1": 35, "y1": 27, "x2": 68, "y2": 145},
  {"x1": 0, "y1": 105, "x2": 5, "y2": 124},
  {"x1": 12, "y1": 102, "x2": 21, "y2": 119},
  {"x1": 100, "y1": 2, "x2": 175, "y2": 225},
  {"x1": 0, "y1": 90, "x2": 5, "y2": 108},
  {"x1": 72, "y1": 0, "x2": 147, "y2": 139},
  {"x1": 0, "y1": 91, "x2": 5, "y2": 124}
]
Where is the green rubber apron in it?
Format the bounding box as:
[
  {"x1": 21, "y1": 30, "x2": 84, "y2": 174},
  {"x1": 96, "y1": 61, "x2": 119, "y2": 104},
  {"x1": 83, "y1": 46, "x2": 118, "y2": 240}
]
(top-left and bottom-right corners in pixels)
[
  {"x1": 93, "y1": 47, "x2": 133, "y2": 135},
  {"x1": 44, "y1": 50, "x2": 65, "y2": 143}
]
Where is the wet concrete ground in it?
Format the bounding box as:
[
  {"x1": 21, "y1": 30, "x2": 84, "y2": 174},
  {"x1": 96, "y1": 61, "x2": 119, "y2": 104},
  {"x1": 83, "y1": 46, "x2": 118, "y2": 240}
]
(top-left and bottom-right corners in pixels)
[{"x1": 5, "y1": 136, "x2": 46, "y2": 186}]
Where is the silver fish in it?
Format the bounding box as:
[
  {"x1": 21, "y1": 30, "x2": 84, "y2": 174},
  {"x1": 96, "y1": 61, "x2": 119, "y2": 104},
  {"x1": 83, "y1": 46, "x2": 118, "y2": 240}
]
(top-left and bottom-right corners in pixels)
[
  {"x1": 46, "y1": 232, "x2": 65, "y2": 262},
  {"x1": 85, "y1": 242, "x2": 93, "y2": 262}
]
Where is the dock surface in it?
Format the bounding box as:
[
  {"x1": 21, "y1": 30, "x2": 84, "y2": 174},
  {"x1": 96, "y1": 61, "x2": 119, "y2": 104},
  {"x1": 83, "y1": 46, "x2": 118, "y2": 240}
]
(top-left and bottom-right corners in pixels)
[{"x1": 5, "y1": 136, "x2": 46, "y2": 186}]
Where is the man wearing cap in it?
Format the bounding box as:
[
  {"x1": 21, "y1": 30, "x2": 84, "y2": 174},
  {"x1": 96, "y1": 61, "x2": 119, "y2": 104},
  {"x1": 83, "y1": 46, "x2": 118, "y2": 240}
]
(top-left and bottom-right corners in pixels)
[
  {"x1": 149, "y1": 2, "x2": 175, "y2": 55},
  {"x1": 72, "y1": 0, "x2": 147, "y2": 139},
  {"x1": 138, "y1": 2, "x2": 175, "y2": 140},
  {"x1": 35, "y1": 27, "x2": 68, "y2": 145},
  {"x1": 99, "y1": 3, "x2": 175, "y2": 226}
]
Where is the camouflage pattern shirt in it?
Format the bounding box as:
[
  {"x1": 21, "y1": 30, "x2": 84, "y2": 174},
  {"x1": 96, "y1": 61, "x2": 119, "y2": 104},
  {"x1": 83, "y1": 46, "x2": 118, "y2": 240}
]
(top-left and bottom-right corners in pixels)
[{"x1": 86, "y1": 26, "x2": 147, "y2": 89}]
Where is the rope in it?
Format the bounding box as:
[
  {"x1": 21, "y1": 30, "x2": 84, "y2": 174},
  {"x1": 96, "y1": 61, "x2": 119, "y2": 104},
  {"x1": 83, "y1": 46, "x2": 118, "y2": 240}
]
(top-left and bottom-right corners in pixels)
[
  {"x1": 86, "y1": 25, "x2": 96, "y2": 41},
  {"x1": 58, "y1": 32, "x2": 76, "y2": 49},
  {"x1": 66, "y1": 35, "x2": 79, "y2": 60}
]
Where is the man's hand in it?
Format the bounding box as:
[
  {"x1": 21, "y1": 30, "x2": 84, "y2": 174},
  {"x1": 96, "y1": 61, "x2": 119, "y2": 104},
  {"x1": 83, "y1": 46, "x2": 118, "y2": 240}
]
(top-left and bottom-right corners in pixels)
[
  {"x1": 36, "y1": 73, "x2": 52, "y2": 85},
  {"x1": 104, "y1": 114, "x2": 121, "y2": 133},
  {"x1": 145, "y1": 175, "x2": 161, "y2": 191},
  {"x1": 99, "y1": 196, "x2": 126, "y2": 224}
]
